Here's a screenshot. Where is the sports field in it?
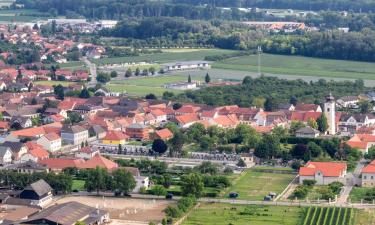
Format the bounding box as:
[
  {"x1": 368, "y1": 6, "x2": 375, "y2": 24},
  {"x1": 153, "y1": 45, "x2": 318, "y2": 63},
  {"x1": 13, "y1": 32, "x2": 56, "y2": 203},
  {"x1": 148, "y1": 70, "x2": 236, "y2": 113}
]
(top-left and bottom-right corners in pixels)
[
  {"x1": 213, "y1": 54, "x2": 375, "y2": 80},
  {"x1": 182, "y1": 203, "x2": 305, "y2": 225},
  {"x1": 223, "y1": 167, "x2": 295, "y2": 201}
]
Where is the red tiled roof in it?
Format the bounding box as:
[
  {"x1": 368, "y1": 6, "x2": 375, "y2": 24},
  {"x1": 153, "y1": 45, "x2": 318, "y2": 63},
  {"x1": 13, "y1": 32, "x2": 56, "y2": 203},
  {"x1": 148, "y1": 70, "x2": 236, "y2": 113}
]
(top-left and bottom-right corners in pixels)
[
  {"x1": 299, "y1": 161, "x2": 347, "y2": 177},
  {"x1": 295, "y1": 103, "x2": 320, "y2": 112},
  {"x1": 103, "y1": 130, "x2": 128, "y2": 141},
  {"x1": 39, "y1": 158, "x2": 85, "y2": 170},
  {"x1": 174, "y1": 113, "x2": 199, "y2": 125},
  {"x1": 29, "y1": 147, "x2": 49, "y2": 159},
  {"x1": 154, "y1": 128, "x2": 173, "y2": 140},
  {"x1": 43, "y1": 133, "x2": 61, "y2": 141},
  {"x1": 77, "y1": 154, "x2": 118, "y2": 170},
  {"x1": 362, "y1": 161, "x2": 375, "y2": 173}
]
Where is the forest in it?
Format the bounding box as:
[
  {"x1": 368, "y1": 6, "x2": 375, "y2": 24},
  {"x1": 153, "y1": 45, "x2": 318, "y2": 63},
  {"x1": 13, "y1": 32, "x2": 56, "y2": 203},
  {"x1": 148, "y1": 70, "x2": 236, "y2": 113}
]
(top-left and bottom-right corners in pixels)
[{"x1": 170, "y1": 76, "x2": 367, "y2": 107}]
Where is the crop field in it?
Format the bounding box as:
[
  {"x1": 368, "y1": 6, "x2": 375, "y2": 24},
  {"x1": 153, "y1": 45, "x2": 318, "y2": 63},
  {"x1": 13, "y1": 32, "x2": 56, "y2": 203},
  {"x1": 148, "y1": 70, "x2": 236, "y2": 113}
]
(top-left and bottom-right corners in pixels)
[
  {"x1": 34, "y1": 80, "x2": 76, "y2": 87},
  {"x1": 213, "y1": 54, "x2": 375, "y2": 80},
  {"x1": 302, "y1": 207, "x2": 354, "y2": 225},
  {"x1": 182, "y1": 203, "x2": 304, "y2": 225},
  {"x1": 223, "y1": 167, "x2": 295, "y2": 200},
  {"x1": 93, "y1": 49, "x2": 236, "y2": 65},
  {"x1": 0, "y1": 9, "x2": 51, "y2": 22}
]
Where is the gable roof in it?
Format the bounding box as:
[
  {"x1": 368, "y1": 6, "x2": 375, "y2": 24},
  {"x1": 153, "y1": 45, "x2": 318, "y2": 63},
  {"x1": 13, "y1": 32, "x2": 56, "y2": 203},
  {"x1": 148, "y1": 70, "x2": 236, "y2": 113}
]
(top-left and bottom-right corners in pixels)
[
  {"x1": 362, "y1": 160, "x2": 375, "y2": 173},
  {"x1": 103, "y1": 130, "x2": 128, "y2": 141},
  {"x1": 38, "y1": 158, "x2": 85, "y2": 170},
  {"x1": 299, "y1": 161, "x2": 347, "y2": 177},
  {"x1": 77, "y1": 154, "x2": 118, "y2": 170},
  {"x1": 154, "y1": 128, "x2": 173, "y2": 140},
  {"x1": 23, "y1": 179, "x2": 52, "y2": 197}
]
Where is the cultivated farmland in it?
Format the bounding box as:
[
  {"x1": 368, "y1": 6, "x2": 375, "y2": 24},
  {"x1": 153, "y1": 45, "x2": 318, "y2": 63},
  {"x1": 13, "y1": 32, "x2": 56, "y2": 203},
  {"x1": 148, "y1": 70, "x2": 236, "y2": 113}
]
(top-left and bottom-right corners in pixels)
[{"x1": 302, "y1": 207, "x2": 354, "y2": 225}]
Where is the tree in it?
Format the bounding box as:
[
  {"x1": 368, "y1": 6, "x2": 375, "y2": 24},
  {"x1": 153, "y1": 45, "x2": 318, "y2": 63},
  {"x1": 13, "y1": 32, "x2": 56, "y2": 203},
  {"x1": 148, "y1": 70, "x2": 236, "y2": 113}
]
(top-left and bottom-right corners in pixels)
[
  {"x1": 151, "y1": 185, "x2": 167, "y2": 196},
  {"x1": 242, "y1": 76, "x2": 253, "y2": 85},
  {"x1": 31, "y1": 98, "x2": 37, "y2": 105},
  {"x1": 290, "y1": 120, "x2": 305, "y2": 134},
  {"x1": 96, "y1": 72, "x2": 111, "y2": 83},
  {"x1": 85, "y1": 167, "x2": 109, "y2": 194},
  {"x1": 188, "y1": 74, "x2": 191, "y2": 83},
  {"x1": 359, "y1": 100, "x2": 372, "y2": 113},
  {"x1": 142, "y1": 68, "x2": 149, "y2": 76},
  {"x1": 196, "y1": 161, "x2": 218, "y2": 175},
  {"x1": 149, "y1": 67, "x2": 156, "y2": 75},
  {"x1": 145, "y1": 93, "x2": 157, "y2": 99},
  {"x1": 118, "y1": 144, "x2": 123, "y2": 155},
  {"x1": 79, "y1": 88, "x2": 91, "y2": 99},
  {"x1": 205, "y1": 72, "x2": 211, "y2": 83},
  {"x1": 254, "y1": 134, "x2": 280, "y2": 160},
  {"x1": 135, "y1": 67, "x2": 140, "y2": 76},
  {"x1": 112, "y1": 168, "x2": 136, "y2": 195},
  {"x1": 264, "y1": 97, "x2": 277, "y2": 111},
  {"x1": 53, "y1": 84, "x2": 64, "y2": 100},
  {"x1": 152, "y1": 139, "x2": 168, "y2": 155},
  {"x1": 33, "y1": 23, "x2": 39, "y2": 30},
  {"x1": 168, "y1": 132, "x2": 185, "y2": 157},
  {"x1": 125, "y1": 68, "x2": 132, "y2": 77},
  {"x1": 317, "y1": 113, "x2": 328, "y2": 133},
  {"x1": 290, "y1": 96, "x2": 298, "y2": 106},
  {"x1": 65, "y1": 111, "x2": 83, "y2": 124},
  {"x1": 307, "y1": 118, "x2": 318, "y2": 129},
  {"x1": 110, "y1": 71, "x2": 118, "y2": 78},
  {"x1": 291, "y1": 144, "x2": 310, "y2": 161},
  {"x1": 180, "y1": 173, "x2": 204, "y2": 198}
]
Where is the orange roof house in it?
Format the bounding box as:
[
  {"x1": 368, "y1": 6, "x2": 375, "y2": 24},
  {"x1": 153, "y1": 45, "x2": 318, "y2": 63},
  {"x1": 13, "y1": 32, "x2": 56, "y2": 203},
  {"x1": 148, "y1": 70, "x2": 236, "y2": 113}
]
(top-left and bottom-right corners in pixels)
[
  {"x1": 38, "y1": 158, "x2": 85, "y2": 171},
  {"x1": 152, "y1": 128, "x2": 173, "y2": 140},
  {"x1": 77, "y1": 154, "x2": 118, "y2": 171},
  {"x1": 173, "y1": 113, "x2": 199, "y2": 128},
  {"x1": 299, "y1": 161, "x2": 347, "y2": 185},
  {"x1": 361, "y1": 160, "x2": 375, "y2": 187},
  {"x1": 102, "y1": 130, "x2": 128, "y2": 145},
  {"x1": 346, "y1": 134, "x2": 375, "y2": 153}
]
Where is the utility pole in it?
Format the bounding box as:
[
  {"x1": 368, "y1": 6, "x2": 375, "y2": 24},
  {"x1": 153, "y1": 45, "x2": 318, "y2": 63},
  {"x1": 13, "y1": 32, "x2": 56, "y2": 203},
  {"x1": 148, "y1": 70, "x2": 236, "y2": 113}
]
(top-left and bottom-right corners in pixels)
[{"x1": 257, "y1": 45, "x2": 262, "y2": 76}]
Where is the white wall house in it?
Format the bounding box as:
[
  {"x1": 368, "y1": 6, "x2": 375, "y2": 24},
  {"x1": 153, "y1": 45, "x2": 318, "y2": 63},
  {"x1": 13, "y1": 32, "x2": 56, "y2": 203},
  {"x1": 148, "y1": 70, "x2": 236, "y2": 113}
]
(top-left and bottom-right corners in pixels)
[
  {"x1": 37, "y1": 133, "x2": 62, "y2": 153},
  {"x1": 0, "y1": 147, "x2": 12, "y2": 165},
  {"x1": 299, "y1": 162, "x2": 347, "y2": 185}
]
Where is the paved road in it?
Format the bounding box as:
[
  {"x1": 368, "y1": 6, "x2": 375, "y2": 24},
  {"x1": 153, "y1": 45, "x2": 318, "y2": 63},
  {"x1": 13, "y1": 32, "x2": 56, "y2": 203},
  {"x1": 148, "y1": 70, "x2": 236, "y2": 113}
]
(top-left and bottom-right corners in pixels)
[
  {"x1": 82, "y1": 57, "x2": 97, "y2": 87},
  {"x1": 337, "y1": 159, "x2": 366, "y2": 203}
]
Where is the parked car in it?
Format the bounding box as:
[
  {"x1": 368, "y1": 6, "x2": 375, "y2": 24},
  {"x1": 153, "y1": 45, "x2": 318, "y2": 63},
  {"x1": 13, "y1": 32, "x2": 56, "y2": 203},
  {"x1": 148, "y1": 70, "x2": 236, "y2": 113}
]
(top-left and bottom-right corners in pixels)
[
  {"x1": 166, "y1": 193, "x2": 173, "y2": 199},
  {"x1": 229, "y1": 192, "x2": 239, "y2": 198}
]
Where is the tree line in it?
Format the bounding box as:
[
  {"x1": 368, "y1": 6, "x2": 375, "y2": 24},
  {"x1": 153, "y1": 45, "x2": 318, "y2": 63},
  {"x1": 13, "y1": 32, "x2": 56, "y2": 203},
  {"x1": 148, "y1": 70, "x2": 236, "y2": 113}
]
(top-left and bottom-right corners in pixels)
[{"x1": 171, "y1": 76, "x2": 367, "y2": 107}]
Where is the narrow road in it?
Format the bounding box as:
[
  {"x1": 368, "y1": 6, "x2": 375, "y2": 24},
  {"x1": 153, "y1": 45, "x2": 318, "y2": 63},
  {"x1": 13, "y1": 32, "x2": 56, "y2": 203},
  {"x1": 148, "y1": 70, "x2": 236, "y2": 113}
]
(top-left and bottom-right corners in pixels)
[
  {"x1": 82, "y1": 57, "x2": 97, "y2": 87},
  {"x1": 337, "y1": 159, "x2": 366, "y2": 203}
]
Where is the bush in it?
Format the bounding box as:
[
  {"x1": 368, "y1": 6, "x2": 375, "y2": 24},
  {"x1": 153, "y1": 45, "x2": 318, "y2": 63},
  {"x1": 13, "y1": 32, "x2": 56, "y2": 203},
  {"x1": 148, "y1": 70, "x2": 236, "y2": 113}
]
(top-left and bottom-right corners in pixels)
[
  {"x1": 302, "y1": 180, "x2": 316, "y2": 187},
  {"x1": 224, "y1": 167, "x2": 233, "y2": 174},
  {"x1": 291, "y1": 185, "x2": 309, "y2": 199},
  {"x1": 139, "y1": 186, "x2": 148, "y2": 194},
  {"x1": 328, "y1": 181, "x2": 343, "y2": 194},
  {"x1": 150, "y1": 185, "x2": 167, "y2": 196},
  {"x1": 164, "y1": 206, "x2": 181, "y2": 218}
]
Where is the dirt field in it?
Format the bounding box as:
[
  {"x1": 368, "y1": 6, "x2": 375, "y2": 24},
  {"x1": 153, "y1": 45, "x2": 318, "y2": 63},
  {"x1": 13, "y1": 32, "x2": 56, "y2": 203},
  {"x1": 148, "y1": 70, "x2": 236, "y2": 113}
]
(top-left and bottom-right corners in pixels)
[{"x1": 55, "y1": 196, "x2": 171, "y2": 223}]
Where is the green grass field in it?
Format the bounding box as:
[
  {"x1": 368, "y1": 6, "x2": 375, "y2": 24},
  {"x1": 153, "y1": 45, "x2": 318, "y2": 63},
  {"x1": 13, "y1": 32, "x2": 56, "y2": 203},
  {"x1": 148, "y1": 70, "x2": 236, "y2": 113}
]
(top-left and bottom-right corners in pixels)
[
  {"x1": 34, "y1": 80, "x2": 76, "y2": 87},
  {"x1": 213, "y1": 54, "x2": 375, "y2": 80},
  {"x1": 106, "y1": 84, "x2": 183, "y2": 97},
  {"x1": 72, "y1": 179, "x2": 85, "y2": 191},
  {"x1": 93, "y1": 49, "x2": 236, "y2": 65},
  {"x1": 223, "y1": 168, "x2": 295, "y2": 200},
  {"x1": 0, "y1": 9, "x2": 52, "y2": 22},
  {"x1": 182, "y1": 203, "x2": 305, "y2": 225}
]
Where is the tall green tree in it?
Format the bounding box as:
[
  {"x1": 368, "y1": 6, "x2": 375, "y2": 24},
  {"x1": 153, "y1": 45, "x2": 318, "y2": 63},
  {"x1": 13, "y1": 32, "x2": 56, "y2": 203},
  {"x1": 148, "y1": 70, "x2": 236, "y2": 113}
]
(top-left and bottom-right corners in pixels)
[
  {"x1": 112, "y1": 168, "x2": 136, "y2": 195},
  {"x1": 188, "y1": 74, "x2": 192, "y2": 83},
  {"x1": 85, "y1": 167, "x2": 109, "y2": 194},
  {"x1": 205, "y1": 72, "x2": 211, "y2": 83},
  {"x1": 317, "y1": 113, "x2": 328, "y2": 133},
  {"x1": 180, "y1": 173, "x2": 204, "y2": 198}
]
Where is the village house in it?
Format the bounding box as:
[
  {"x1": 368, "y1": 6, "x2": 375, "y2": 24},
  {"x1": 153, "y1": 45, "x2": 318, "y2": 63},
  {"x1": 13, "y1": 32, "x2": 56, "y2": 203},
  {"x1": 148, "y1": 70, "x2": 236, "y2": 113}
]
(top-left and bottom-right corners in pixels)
[
  {"x1": 61, "y1": 125, "x2": 89, "y2": 146},
  {"x1": 163, "y1": 61, "x2": 210, "y2": 71},
  {"x1": 19, "y1": 179, "x2": 53, "y2": 207},
  {"x1": 346, "y1": 134, "x2": 375, "y2": 153},
  {"x1": 0, "y1": 141, "x2": 28, "y2": 160},
  {"x1": 152, "y1": 128, "x2": 174, "y2": 140},
  {"x1": 0, "y1": 146, "x2": 13, "y2": 165},
  {"x1": 295, "y1": 126, "x2": 320, "y2": 138},
  {"x1": 336, "y1": 96, "x2": 359, "y2": 109},
  {"x1": 361, "y1": 160, "x2": 375, "y2": 187},
  {"x1": 125, "y1": 123, "x2": 150, "y2": 140},
  {"x1": 101, "y1": 130, "x2": 128, "y2": 145},
  {"x1": 36, "y1": 133, "x2": 62, "y2": 153},
  {"x1": 75, "y1": 146, "x2": 99, "y2": 159},
  {"x1": 299, "y1": 161, "x2": 347, "y2": 185}
]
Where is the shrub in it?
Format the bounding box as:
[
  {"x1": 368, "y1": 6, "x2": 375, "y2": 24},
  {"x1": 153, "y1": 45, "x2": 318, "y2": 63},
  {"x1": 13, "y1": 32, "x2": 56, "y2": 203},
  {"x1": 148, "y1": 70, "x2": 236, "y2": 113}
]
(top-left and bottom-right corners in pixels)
[
  {"x1": 151, "y1": 185, "x2": 167, "y2": 196},
  {"x1": 291, "y1": 185, "x2": 309, "y2": 199},
  {"x1": 302, "y1": 180, "x2": 316, "y2": 187},
  {"x1": 328, "y1": 181, "x2": 343, "y2": 194}
]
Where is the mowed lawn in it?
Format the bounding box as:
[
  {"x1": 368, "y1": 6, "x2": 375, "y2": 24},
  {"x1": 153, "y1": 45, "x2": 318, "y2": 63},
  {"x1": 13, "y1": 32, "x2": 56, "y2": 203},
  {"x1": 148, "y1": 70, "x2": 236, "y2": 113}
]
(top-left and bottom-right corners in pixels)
[
  {"x1": 349, "y1": 187, "x2": 372, "y2": 203},
  {"x1": 34, "y1": 80, "x2": 77, "y2": 87},
  {"x1": 213, "y1": 54, "x2": 375, "y2": 80},
  {"x1": 93, "y1": 49, "x2": 236, "y2": 65},
  {"x1": 106, "y1": 84, "x2": 183, "y2": 97},
  {"x1": 111, "y1": 75, "x2": 203, "y2": 87},
  {"x1": 224, "y1": 168, "x2": 295, "y2": 200},
  {"x1": 72, "y1": 179, "x2": 85, "y2": 191},
  {"x1": 182, "y1": 203, "x2": 305, "y2": 225}
]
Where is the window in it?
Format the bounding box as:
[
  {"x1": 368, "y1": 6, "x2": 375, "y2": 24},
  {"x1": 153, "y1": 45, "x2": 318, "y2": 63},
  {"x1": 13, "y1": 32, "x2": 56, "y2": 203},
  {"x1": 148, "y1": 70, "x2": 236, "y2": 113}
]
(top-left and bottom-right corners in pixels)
[
  {"x1": 365, "y1": 176, "x2": 367, "y2": 179},
  {"x1": 327, "y1": 108, "x2": 330, "y2": 112}
]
